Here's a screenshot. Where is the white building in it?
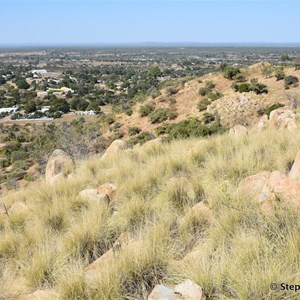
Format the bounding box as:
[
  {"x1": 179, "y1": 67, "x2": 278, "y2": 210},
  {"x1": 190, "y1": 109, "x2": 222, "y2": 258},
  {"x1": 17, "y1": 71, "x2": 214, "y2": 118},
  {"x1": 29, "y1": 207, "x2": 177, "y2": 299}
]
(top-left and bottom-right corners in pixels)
[
  {"x1": 75, "y1": 110, "x2": 96, "y2": 115},
  {"x1": 31, "y1": 69, "x2": 47, "y2": 75},
  {"x1": 40, "y1": 106, "x2": 51, "y2": 113},
  {"x1": 0, "y1": 105, "x2": 19, "y2": 114}
]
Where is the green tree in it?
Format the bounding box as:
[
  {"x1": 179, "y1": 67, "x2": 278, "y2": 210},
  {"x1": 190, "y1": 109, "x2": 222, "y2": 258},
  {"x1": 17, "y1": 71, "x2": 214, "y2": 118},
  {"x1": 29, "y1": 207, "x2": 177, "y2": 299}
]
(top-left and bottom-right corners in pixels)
[{"x1": 15, "y1": 79, "x2": 30, "y2": 90}]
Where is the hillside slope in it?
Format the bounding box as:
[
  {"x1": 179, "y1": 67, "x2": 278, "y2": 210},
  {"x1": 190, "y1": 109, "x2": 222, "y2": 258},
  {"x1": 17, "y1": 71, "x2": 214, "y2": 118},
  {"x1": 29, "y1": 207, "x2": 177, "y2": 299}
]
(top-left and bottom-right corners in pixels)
[
  {"x1": 1, "y1": 128, "x2": 300, "y2": 299},
  {"x1": 116, "y1": 63, "x2": 300, "y2": 134}
]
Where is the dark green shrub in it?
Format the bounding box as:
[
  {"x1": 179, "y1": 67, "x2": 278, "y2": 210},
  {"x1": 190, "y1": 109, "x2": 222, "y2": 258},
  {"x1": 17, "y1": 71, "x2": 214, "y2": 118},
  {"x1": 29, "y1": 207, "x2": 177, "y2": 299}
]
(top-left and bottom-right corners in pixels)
[
  {"x1": 233, "y1": 73, "x2": 247, "y2": 82},
  {"x1": 128, "y1": 131, "x2": 153, "y2": 146},
  {"x1": 149, "y1": 108, "x2": 178, "y2": 124},
  {"x1": 155, "y1": 117, "x2": 223, "y2": 140},
  {"x1": 285, "y1": 75, "x2": 299, "y2": 86},
  {"x1": 199, "y1": 81, "x2": 215, "y2": 96},
  {"x1": 257, "y1": 103, "x2": 285, "y2": 117},
  {"x1": 250, "y1": 79, "x2": 268, "y2": 94},
  {"x1": 128, "y1": 127, "x2": 142, "y2": 136},
  {"x1": 197, "y1": 99, "x2": 211, "y2": 112},
  {"x1": 275, "y1": 68, "x2": 285, "y2": 81},
  {"x1": 222, "y1": 65, "x2": 241, "y2": 80},
  {"x1": 232, "y1": 79, "x2": 268, "y2": 94},
  {"x1": 139, "y1": 103, "x2": 155, "y2": 117},
  {"x1": 202, "y1": 112, "x2": 217, "y2": 124},
  {"x1": 207, "y1": 91, "x2": 223, "y2": 101},
  {"x1": 167, "y1": 87, "x2": 179, "y2": 96}
]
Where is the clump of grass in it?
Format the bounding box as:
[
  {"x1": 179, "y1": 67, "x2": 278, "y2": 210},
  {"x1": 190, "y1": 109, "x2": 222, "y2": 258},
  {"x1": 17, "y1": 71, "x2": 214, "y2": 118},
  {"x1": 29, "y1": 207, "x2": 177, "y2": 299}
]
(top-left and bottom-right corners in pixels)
[{"x1": 1, "y1": 127, "x2": 300, "y2": 298}]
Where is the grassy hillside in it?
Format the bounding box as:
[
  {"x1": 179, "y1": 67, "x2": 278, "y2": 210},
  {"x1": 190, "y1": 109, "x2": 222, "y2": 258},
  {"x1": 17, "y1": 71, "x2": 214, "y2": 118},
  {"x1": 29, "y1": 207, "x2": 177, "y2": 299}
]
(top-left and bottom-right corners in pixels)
[{"x1": 1, "y1": 128, "x2": 300, "y2": 299}]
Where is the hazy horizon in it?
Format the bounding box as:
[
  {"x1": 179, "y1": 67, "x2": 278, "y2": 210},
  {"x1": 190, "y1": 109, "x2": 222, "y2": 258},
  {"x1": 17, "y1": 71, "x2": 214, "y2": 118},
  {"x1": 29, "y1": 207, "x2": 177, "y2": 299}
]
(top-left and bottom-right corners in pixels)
[{"x1": 1, "y1": 0, "x2": 300, "y2": 45}]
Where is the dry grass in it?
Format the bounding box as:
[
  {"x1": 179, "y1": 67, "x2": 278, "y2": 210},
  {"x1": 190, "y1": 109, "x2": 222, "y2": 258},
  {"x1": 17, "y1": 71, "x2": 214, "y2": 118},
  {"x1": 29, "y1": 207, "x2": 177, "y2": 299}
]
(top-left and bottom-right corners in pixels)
[{"x1": 1, "y1": 128, "x2": 300, "y2": 299}]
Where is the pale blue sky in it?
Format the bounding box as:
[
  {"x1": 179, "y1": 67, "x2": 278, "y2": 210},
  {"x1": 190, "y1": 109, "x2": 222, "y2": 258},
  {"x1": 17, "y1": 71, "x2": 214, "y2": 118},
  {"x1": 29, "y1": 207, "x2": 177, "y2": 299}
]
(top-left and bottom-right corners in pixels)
[{"x1": 1, "y1": 0, "x2": 300, "y2": 45}]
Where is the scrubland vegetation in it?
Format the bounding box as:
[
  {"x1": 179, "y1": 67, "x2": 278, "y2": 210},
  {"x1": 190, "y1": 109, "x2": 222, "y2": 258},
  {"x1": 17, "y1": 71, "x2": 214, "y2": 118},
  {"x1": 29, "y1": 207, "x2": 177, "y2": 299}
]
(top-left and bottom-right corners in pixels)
[{"x1": 1, "y1": 128, "x2": 300, "y2": 299}]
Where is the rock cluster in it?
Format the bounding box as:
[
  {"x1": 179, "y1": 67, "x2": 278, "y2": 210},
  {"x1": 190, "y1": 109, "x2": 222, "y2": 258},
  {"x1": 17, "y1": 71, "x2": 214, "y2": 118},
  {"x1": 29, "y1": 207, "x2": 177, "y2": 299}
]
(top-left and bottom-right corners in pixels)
[
  {"x1": 239, "y1": 150, "x2": 300, "y2": 211},
  {"x1": 253, "y1": 108, "x2": 297, "y2": 132},
  {"x1": 79, "y1": 183, "x2": 117, "y2": 204}
]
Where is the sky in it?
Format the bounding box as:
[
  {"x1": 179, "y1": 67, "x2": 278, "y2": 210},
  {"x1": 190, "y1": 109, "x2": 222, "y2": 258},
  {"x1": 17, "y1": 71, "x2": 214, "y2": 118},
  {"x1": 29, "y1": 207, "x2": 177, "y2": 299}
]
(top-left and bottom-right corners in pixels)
[{"x1": 1, "y1": 0, "x2": 300, "y2": 45}]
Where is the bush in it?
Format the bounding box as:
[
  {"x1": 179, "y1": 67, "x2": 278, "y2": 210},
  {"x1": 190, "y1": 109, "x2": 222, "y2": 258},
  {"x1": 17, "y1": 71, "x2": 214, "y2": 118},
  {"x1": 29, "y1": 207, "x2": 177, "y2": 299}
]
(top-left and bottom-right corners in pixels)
[
  {"x1": 275, "y1": 68, "x2": 285, "y2": 81},
  {"x1": 128, "y1": 131, "x2": 153, "y2": 146},
  {"x1": 139, "y1": 103, "x2": 155, "y2": 117},
  {"x1": 155, "y1": 117, "x2": 223, "y2": 140},
  {"x1": 199, "y1": 81, "x2": 215, "y2": 96},
  {"x1": 222, "y1": 65, "x2": 241, "y2": 80},
  {"x1": 149, "y1": 108, "x2": 178, "y2": 124},
  {"x1": 257, "y1": 103, "x2": 285, "y2": 117},
  {"x1": 207, "y1": 91, "x2": 223, "y2": 101},
  {"x1": 15, "y1": 79, "x2": 30, "y2": 90},
  {"x1": 285, "y1": 75, "x2": 299, "y2": 86},
  {"x1": 232, "y1": 79, "x2": 268, "y2": 94},
  {"x1": 128, "y1": 127, "x2": 142, "y2": 136},
  {"x1": 167, "y1": 87, "x2": 179, "y2": 96},
  {"x1": 197, "y1": 99, "x2": 211, "y2": 112}
]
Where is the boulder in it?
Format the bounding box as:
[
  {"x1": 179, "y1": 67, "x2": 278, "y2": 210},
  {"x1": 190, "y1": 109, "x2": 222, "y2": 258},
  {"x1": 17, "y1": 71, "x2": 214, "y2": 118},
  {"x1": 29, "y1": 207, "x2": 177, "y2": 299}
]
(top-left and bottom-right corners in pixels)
[
  {"x1": 79, "y1": 189, "x2": 109, "y2": 204},
  {"x1": 84, "y1": 249, "x2": 114, "y2": 272},
  {"x1": 142, "y1": 138, "x2": 162, "y2": 149},
  {"x1": 148, "y1": 280, "x2": 206, "y2": 300},
  {"x1": 97, "y1": 183, "x2": 117, "y2": 200},
  {"x1": 8, "y1": 201, "x2": 28, "y2": 216},
  {"x1": 45, "y1": 149, "x2": 74, "y2": 184},
  {"x1": 229, "y1": 125, "x2": 247, "y2": 137},
  {"x1": 174, "y1": 279, "x2": 206, "y2": 300},
  {"x1": 148, "y1": 285, "x2": 175, "y2": 300},
  {"x1": 239, "y1": 168, "x2": 300, "y2": 211},
  {"x1": 269, "y1": 108, "x2": 297, "y2": 131},
  {"x1": 101, "y1": 140, "x2": 128, "y2": 160},
  {"x1": 238, "y1": 171, "x2": 271, "y2": 199}
]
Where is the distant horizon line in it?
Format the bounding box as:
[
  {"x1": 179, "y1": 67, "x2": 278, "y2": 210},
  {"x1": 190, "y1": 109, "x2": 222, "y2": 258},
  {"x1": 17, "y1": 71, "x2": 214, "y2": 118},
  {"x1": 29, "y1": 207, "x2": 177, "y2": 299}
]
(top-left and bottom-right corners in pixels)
[{"x1": 1, "y1": 41, "x2": 300, "y2": 49}]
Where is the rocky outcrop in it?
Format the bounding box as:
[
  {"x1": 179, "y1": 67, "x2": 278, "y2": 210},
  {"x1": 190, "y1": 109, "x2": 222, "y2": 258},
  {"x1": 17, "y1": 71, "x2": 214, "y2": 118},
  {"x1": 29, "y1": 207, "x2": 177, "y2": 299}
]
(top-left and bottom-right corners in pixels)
[
  {"x1": 101, "y1": 140, "x2": 128, "y2": 160},
  {"x1": 45, "y1": 149, "x2": 75, "y2": 184},
  {"x1": 239, "y1": 151, "x2": 300, "y2": 210},
  {"x1": 148, "y1": 279, "x2": 206, "y2": 300},
  {"x1": 229, "y1": 125, "x2": 248, "y2": 137},
  {"x1": 269, "y1": 108, "x2": 297, "y2": 131},
  {"x1": 252, "y1": 108, "x2": 297, "y2": 132}
]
